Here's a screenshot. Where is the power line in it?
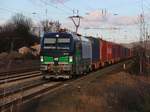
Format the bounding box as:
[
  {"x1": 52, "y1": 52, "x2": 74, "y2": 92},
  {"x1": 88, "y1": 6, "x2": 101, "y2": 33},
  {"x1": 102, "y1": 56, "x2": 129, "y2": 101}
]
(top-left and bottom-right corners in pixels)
[
  {"x1": 0, "y1": 7, "x2": 41, "y2": 19},
  {"x1": 143, "y1": 0, "x2": 150, "y2": 8},
  {"x1": 61, "y1": 3, "x2": 73, "y2": 12},
  {"x1": 142, "y1": 0, "x2": 150, "y2": 11},
  {"x1": 0, "y1": 7, "x2": 17, "y2": 14},
  {"x1": 40, "y1": 0, "x2": 72, "y2": 15},
  {"x1": 29, "y1": 0, "x2": 73, "y2": 15}
]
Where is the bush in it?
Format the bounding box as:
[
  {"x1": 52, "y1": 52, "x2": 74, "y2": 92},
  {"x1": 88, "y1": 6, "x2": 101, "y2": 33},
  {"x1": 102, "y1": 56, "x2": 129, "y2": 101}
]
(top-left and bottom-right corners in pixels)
[
  {"x1": 0, "y1": 52, "x2": 8, "y2": 60},
  {"x1": 106, "y1": 83, "x2": 150, "y2": 112},
  {"x1": 7, "y1": 51, "x2": 23, "y2": 60}
]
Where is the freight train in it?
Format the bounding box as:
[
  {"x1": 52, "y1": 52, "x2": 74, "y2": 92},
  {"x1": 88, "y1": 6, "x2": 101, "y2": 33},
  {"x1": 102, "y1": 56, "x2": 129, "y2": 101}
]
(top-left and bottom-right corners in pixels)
[{"x1": 40, "y1": 32, "x2": 131, "y2": 79}]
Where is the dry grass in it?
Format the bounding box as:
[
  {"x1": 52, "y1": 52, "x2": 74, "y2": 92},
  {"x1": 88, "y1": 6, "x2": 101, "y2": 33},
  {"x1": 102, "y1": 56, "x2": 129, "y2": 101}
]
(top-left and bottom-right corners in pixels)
[{"x1": 36, "y1": 72, "x2": 150, "y2": 112}]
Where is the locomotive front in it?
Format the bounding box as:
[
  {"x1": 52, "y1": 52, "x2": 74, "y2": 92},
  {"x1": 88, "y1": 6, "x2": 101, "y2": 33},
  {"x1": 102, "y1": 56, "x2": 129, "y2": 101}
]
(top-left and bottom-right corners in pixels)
[{"x1": 40, "y1": 32, "x2": 75, "y2": 79}]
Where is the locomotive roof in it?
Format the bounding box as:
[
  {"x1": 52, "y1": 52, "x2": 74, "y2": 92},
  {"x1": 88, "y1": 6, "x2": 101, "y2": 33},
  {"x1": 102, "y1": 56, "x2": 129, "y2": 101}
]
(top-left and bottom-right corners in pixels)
[{"x1": 44, "y1": 32, "x2": 71, "y2": 36}]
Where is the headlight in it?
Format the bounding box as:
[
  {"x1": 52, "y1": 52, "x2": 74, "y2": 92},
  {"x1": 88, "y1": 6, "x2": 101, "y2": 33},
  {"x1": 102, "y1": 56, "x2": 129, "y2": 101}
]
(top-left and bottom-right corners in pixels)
[
  {"x1": 69, "y1": 56, "x2": 73, "y2": 63},
  {"x1": 40, "y1": 56, "x2": 44, "y2": 62},
  {"x1": 54, "y1": 58, "x2": 59, "y2": 61}
]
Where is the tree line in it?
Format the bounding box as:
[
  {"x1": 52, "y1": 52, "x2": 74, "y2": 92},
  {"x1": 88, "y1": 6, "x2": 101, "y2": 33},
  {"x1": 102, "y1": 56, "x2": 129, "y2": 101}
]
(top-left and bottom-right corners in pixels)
[{"x1": 0, "y1": 13, "x2": 61, "y2": 53}]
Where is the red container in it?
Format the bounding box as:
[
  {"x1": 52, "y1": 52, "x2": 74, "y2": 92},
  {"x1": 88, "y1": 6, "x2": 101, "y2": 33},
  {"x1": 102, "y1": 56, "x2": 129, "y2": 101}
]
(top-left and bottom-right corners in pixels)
[
  {"x1": 129, "y1": 49, "x2": 132, "y2": 58},
  {"x1": 120, "y1": 46, "x2": 122, "y2": 59},
  {"x1": 116, "y1": 44, "x2": 120, "y2": 61},
  {"x1": 117, "y1": 45, "x2": 121, "y2": 61},
  {"x1": 99, "y1": 39, "x2": 107, "y2": 66},
  {"x1": 99, "y1": 38, "x2": 131, "y2": 65},
  {"x1": 112, "y1": 43, "x2": 118, "y2": 63},
  {"x1": 107, "y1": 42, "x2": 113, "y2": 63}
]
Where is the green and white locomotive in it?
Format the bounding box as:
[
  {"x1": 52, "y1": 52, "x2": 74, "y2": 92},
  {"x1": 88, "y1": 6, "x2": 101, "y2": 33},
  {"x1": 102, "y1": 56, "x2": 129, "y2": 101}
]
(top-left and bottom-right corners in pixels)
[{"x1": 40, "y1": 32, "x2": 92, "y2": 79}]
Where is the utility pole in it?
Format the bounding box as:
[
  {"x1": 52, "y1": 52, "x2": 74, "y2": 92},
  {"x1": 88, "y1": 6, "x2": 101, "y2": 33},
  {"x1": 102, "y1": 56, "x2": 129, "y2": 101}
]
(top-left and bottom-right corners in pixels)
[
  {"x1": 43, "y1": 0, "x2": 48, "y2": 32},
  {"x1": 45, "y1": 8, "x2": 48, "y2": 32},
  {"x1": 139, "y1": 14, "x2": 144, "y2": 74},
  {"x1": 139, "y1": 0, "x2": 146, "y2": 74},
  {"x1": 69, "y1": 10, "x2": 82, "y2": 33}
]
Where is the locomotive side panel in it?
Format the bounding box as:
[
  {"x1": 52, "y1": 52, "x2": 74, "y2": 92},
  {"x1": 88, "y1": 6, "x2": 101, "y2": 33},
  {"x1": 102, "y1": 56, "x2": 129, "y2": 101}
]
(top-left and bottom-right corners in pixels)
[{"x1": 81, "y1": 36, "x2": 92, "y2": 73}]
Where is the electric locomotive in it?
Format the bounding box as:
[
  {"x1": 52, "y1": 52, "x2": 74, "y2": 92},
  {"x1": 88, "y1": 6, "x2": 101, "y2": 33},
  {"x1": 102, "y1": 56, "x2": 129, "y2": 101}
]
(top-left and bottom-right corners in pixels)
[{"x1": 40, "y1": 32, "x2": 92, "y2": 79}]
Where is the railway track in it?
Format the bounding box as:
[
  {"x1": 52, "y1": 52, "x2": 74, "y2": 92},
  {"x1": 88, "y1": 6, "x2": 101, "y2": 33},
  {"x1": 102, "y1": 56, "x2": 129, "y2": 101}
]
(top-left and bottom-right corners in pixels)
[
  {"x1": 0, "y1": 81, "x2": 62, "y2": 112},
  {"x1": 0, "y1": 66, "x2": 39, "y2": 76},
  {"x1": 0, "y1": 78, "x2": 47, "y2": 98},
  {"x1": 0, "y1": 71, "x2": 41, "y2": 84},
  {"x1": 0, "y1": 59, "x2": 132, "y2": 112}
]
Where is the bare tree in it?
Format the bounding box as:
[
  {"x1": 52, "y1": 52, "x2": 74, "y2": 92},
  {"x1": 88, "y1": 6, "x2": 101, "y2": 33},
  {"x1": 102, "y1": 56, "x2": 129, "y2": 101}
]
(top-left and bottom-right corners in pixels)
[
  {"x1": 0, "y1": 13, "x2": 37, "y2": 52},
  {"x1": 12, "y1": 13, "x2": 33, "y2": 36},
  {"x1": 0, "y1": 23, "x2": 15, "y2": 33},
  {"x1": 41, "y1": 20, "x2": 61, "y2": 32}
]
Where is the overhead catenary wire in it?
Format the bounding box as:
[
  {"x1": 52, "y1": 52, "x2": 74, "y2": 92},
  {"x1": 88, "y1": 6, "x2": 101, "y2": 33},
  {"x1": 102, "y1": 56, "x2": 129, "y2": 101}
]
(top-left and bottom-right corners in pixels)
[
  {"x1": 0, "y1": 6, "x2": 42, "y2": 20},
  {"x1": 143, "y1": 0, "x2": 150, "y2": 9},
  {"x1": 0, "y1": 7, "x2": 17, "y2": 14},
  {"x1": 28, "y1": 0, "x2": 73, "y2": 16},
  {"x1": 39, "y1": 0, "x2": 72, "y2": 15},
  {"x1": 0, "y1": 1, "x2": 73, "y2": 20},
  {"x1": 61, "y1": 3, "x2": 74, "y2": 12}
]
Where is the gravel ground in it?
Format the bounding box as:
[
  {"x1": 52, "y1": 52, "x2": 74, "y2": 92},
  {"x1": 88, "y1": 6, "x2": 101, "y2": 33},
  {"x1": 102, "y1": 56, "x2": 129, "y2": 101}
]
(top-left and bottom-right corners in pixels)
[
  {"x1": 21, "y1": 72, "x2": 150, "y2": 112},
  {"x1": 0, "y1": 60, "x2": 40, "y2": 73}
]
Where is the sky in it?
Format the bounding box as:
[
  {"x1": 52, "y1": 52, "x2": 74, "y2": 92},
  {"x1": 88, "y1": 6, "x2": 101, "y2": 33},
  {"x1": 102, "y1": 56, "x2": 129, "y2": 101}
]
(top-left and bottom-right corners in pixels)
[{"x1": 0, "y1": 0, "x2": 150, "y2": 43}]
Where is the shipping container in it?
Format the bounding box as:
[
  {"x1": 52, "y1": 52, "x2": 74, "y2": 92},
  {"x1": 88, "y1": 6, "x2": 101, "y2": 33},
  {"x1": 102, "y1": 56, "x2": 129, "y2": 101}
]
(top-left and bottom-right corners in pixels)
[
  {"x1": 86, "y1": 36, "x2": 100, "y2": 69},
  {"x1": 126, "y1": 48, "x2": 130, "y2": 58},
  {"x1": 115, "y1": 44, "x2": 119, "y2": 61},
  {"x1": 121, "y1": 46, "x2": 127, "y2": 60},
  {"x1": 112, "y1": 43, "x2": 118, "y2": 63},
  {"x1": 119, "y1": 46, "x2": 123, "y2": 60},
  {"x1": 124, "y1": 48, "x2": 126, "y2": 58},
  {"x1": 99, "y1": 39, "x2": 107, "y2": 66},
  {"x1": 107, "y1": 42, "x2": 113, "y2": 64},
  {"x1": 129, "y1": 48, "x2": 132, "y2": 58},
  {"x1": 124, "y1": 47, "x2": 127, "y2": 59}
]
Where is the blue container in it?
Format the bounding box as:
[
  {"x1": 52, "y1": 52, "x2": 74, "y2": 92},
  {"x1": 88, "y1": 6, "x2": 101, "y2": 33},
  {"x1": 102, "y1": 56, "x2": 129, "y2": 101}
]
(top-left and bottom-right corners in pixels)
[{"x1": 86, "y1": 37, "x2": 100, "y2": 62}]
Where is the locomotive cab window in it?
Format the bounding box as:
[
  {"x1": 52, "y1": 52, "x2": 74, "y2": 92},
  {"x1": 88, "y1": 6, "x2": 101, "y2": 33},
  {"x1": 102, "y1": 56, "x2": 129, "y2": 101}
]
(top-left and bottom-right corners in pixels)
[
  {"x1": 57, "y1": 38, "x2": 71, "y2": 50},
  {"x1": 43, "y1": 34, "x2": 72, "y2": 51}
]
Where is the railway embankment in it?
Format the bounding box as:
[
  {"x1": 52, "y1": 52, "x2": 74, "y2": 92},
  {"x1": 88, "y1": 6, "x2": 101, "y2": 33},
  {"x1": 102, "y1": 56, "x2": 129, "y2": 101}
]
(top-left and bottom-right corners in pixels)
[
  {"x1": 2, "y1": 59, "x2": 149, "y2": 112},
  {"x1": 0, "y1": 60, "x2": 40, "y2": 73},
  {"x1": 20, "y1": 59, "x2": 150, "y2": 112},
  {"x1": 24, "y1": 71, "x2": 150, "y2": 112}
]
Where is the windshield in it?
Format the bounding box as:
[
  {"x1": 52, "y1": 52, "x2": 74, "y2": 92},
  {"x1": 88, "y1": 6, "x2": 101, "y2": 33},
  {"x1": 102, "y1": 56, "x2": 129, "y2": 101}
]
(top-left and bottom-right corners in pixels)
[
  {"x1": 44, "y1": 38, "x2": 56, "y2": 49},
  {"x1": 43, "y1": 36, "x2": 71, "y2": 50},
  {"x1": 57, "y1": 38, "x2": 70, "y2": 50}
]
